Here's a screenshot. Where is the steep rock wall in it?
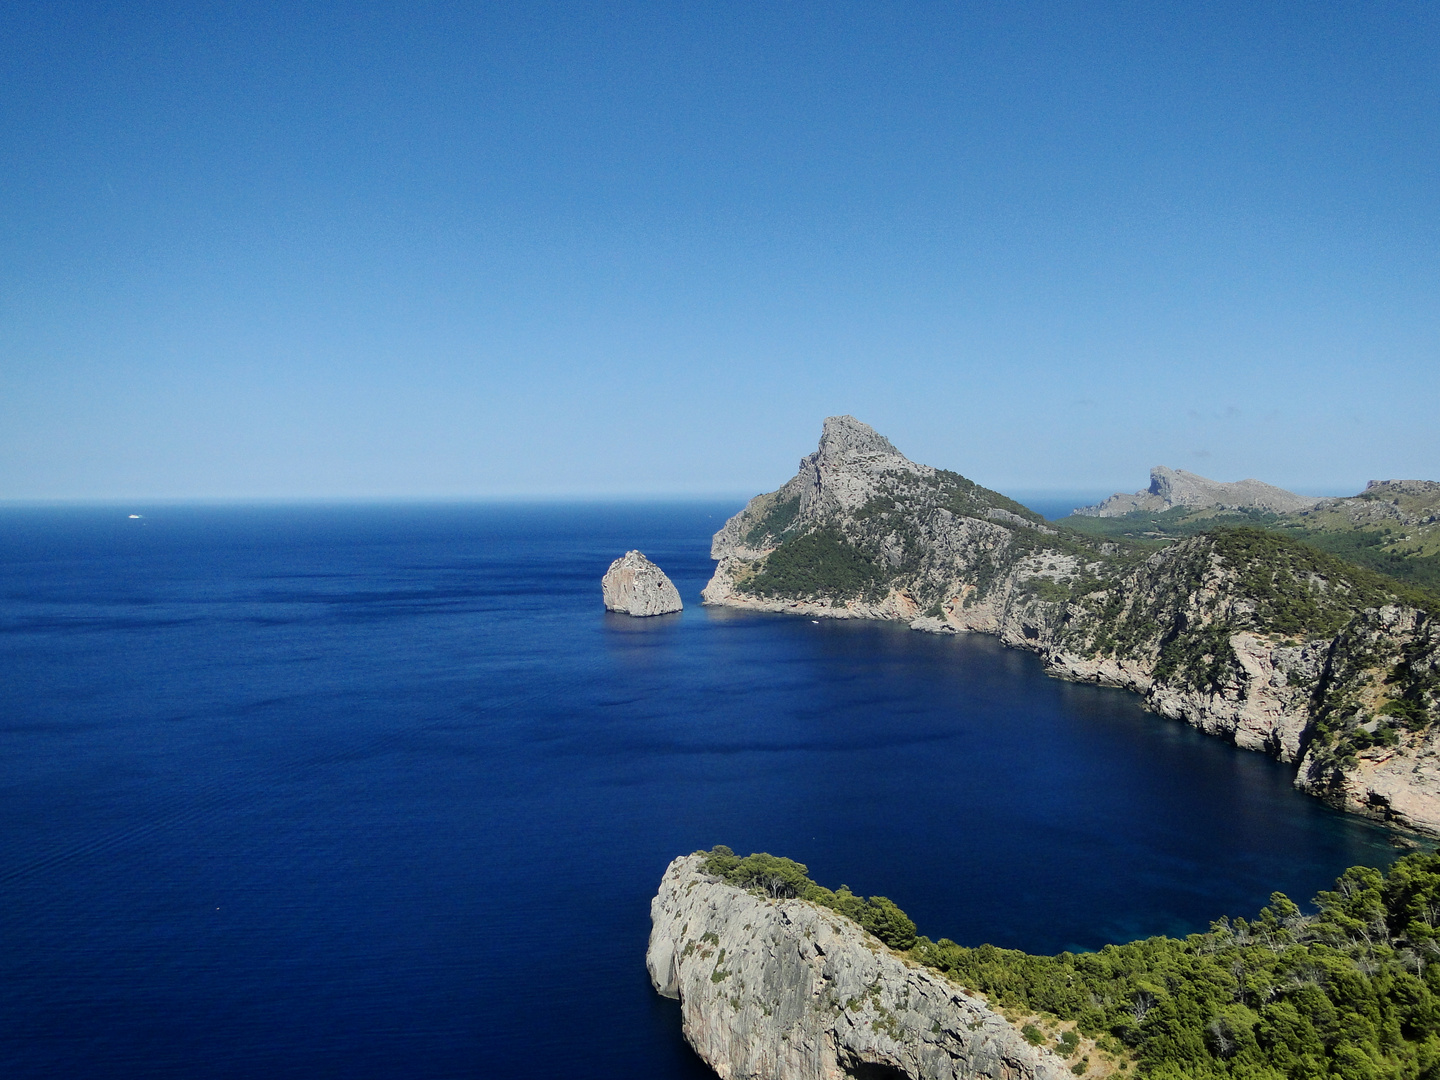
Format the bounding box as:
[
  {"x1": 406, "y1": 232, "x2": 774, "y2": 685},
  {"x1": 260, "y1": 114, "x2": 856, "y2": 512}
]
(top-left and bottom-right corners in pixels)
[{"x1": 647, "y1": 854, "x2": 1070, "y2": 1080}]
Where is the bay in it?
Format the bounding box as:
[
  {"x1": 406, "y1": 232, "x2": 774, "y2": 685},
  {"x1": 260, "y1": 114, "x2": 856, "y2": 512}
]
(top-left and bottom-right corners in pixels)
[{"x1": 0, "y1": 503, "x2": 1401, "y2": 1078}]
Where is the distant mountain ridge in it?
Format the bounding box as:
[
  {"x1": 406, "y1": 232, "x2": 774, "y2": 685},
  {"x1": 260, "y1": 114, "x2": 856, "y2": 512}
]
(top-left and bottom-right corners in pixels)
[
  {"x1": 704, "y1": 417, "x2": 1440, "y2": 834},
  {"x1": 1065, "y1": 469, "x2": 1440, "y2": 592},
  {"x1": 1074, "y1": 466, "x2": 1322, "y2": 517}
]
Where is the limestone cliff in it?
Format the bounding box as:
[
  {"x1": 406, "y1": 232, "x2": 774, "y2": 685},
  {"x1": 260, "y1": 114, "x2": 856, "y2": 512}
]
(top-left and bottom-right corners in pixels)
[
  {"x1": 603, "y1": 550, "x2": 683, "y2": 616},
  {"x1": 703, "y1": 417, "x2": 1440, "y2": 833},
  {"x1": 1295, "y1": 606, "x2": 1440, "y2": 826},
  {"x1": 1074, "y1": 467, "x2": 1322, "y2": 518},
  {"x1": 647, "y1": 854, "x2": 1070, "y2": 1080}
]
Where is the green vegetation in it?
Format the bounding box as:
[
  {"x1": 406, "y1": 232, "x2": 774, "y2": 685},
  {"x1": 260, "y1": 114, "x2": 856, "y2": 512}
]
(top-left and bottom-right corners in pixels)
[
  {"x1": 743, "y1": 495, "x2": 802, "y2": 548},
  {"x1": 1271, "y1": 529, "x2": 1440, "y2": 595},
  {"x1": 746, "y1": 526, "x2": 889, "y2": 600},
  {"x1": 701, "y1": 845, "x2": 1440, "y2": 1080},
  {"x1": 1206, "y1": 529, "x2": 1437, "y2": 631},
  {"x1": 1060, "y1": 508, "x2": 1440, "y2": 597},
  {"x1": 932, "y1": 469, "x2": 1048, "y2": 525},
  {"x1": 1060, "y1": 507, "x2": 1282, "y2": 549},
  {"x1": 699, "y1": 846, "x2": 917, "y2": 949},
  {"x1": 1046, "y1": 528, "x2": 1435, "y2": 693}
]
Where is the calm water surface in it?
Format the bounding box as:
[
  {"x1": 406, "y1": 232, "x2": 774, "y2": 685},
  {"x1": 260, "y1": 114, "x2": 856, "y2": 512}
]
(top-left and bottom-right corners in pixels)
[{"x1": 0, "y1": 503, "x2": 1403, "y2": 1078}]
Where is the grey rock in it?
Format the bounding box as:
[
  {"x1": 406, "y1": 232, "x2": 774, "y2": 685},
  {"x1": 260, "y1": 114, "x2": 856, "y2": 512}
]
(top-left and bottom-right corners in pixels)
[
  {"x1": 1294, "y1": 606, "x2": 1440, "y2": 829},
  {"x1": 648, "y1": 854, "x2": 1070, "y2": 1080},
  {"x1": 1074, "y1": 466, "x2": 1322, "y2": 517},
  {"x1": 602, "y1": 550, "x2": 682, "y2": 616}
]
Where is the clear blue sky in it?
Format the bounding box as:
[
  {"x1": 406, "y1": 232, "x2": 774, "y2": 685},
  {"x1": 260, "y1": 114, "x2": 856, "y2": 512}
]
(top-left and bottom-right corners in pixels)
[{"x1": 3, "y1": 1, "x2": 1436, "y2": 500}]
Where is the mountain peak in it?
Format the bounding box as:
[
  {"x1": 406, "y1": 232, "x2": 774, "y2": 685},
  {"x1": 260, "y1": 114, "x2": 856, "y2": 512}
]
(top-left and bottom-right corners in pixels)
[{"x1": 813, "y1": 415, "x2": 906, "y2": 467}]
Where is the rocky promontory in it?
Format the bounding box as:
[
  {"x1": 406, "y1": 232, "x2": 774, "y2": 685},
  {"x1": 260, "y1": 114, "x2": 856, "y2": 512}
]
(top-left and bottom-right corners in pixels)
[
  {"x1": 1074, "y1": 466, "x2": 1322, "y2": 518},
  {"x1": 647, "y1": 853, "x2": 1070, "y2": 1080},
  {"x1": 602, "y1": 550, "x2": 683, "y2": 616},
  {"x1": 701, "y1": 417, "x2": 1440, "y2": 834}
]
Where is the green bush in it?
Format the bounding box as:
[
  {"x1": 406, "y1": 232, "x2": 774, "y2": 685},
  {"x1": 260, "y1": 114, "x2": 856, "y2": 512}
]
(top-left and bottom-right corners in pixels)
[
  {"x1": 913, "y1": 856, "x2": 1440, "y2": 1080},
  {"x1": 746, "y1": 527, "x2": 887, "y2": 600},
  {"x1": 698, "y1": 846, "x2": 916, "y2": 948},
  {"x1": 743, "y1": 496, "x2": 801, "y2": 547}
]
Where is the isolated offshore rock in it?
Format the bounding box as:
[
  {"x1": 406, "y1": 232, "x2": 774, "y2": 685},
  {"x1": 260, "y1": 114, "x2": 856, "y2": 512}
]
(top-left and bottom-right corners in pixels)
[
  {"x1": 602, "y1": 550, "x2": 683, "y2": 616},
  {"x1": 648, "y1": 854, "x2": 1070, "y2": 1080}
]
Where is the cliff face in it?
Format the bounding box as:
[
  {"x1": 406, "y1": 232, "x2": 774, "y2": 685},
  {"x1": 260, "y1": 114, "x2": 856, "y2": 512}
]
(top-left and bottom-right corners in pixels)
[
  {"x1": 1295, "y1": 606, "x2": 1440, "y2": 825},
  {"x1": 647, "y1": 854, "x2": 1070, "y2": 1080},
  {"x1": 703, "y1": 417, "x2": 1440, "y2": 834}
]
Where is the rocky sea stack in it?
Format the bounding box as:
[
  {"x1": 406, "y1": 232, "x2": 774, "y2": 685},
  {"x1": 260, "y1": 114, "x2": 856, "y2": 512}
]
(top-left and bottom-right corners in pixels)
[
  {"x1": 648, "y1": 854, "x2": 1069, "y2": 1080},
  {"x1": 602, "y1": 550, "x2": 683, "y2": 616}
]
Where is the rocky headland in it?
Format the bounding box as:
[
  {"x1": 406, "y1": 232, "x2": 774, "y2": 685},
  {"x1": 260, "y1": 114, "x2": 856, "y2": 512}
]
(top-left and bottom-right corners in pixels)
[
  {"x1": 1074, "y1": 467, "x2": 1322, "y2": 517},
  {"x1": 602, "y1": 550, "x2": 683, "y2": 616},
  {"x1": 702, "y1": 416, "x2": 1440, "y2": 834},
  {"x1": 647, "y1": 853, "x2": 1071, "y2": 1080}
]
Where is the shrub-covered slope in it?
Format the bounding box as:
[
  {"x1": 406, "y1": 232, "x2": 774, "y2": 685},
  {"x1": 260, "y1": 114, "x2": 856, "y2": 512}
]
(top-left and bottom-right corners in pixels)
[{"x1": 1061, "y1": 481, "x2": 1440, "y2": 594}]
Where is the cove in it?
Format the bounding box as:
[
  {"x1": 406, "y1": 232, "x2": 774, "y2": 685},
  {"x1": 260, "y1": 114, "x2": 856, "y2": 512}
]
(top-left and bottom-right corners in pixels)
[{"x1": 0, "y1": 502, "x2": 1405, "y2": 1079}]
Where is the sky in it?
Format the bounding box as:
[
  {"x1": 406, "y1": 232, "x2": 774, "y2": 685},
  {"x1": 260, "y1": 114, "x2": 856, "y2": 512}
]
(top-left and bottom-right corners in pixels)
[{"x1": 2, "y1": 0, "x2": 1437, "y2": 501}]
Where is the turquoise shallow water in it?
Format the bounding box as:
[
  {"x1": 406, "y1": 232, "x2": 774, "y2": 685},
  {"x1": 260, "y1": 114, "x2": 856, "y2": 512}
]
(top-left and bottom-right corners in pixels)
[{"x1": 0, "y1": 502, "x2": 1403, "y2": 1078}]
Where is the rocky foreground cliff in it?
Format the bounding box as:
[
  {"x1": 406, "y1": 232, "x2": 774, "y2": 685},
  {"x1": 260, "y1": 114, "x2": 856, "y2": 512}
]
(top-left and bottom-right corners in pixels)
[
  {"x1": 702, "y1": 417, "x2": 1440, "y2": 834},
  {"x1": 648, "y1": 854, "x2": 1071, "y2": 1080}
]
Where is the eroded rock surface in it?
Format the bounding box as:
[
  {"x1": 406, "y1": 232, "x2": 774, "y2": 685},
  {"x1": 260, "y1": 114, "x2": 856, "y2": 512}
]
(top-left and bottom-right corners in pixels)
[
  {"x1": 603, "y1": 550, "x2": 683, "y2": 616},
  {"x1": 647, "y1": 854, "x2": 1069, "y2": 1080},
  {"x1": 1295, "y1": 606, "x2": 1440, "y2": 828}
]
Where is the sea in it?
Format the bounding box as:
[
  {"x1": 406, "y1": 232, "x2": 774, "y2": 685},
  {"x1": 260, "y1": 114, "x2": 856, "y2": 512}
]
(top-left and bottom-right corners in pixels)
[{"x1": 0, "y1": 501, "x2": 1406, "y2": 1079}]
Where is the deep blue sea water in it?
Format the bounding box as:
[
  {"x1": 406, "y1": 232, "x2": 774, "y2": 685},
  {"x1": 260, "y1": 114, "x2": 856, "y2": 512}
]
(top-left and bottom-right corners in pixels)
[{"x1": 0, "y1": 503, "x2": 1405, "y2": 1079}]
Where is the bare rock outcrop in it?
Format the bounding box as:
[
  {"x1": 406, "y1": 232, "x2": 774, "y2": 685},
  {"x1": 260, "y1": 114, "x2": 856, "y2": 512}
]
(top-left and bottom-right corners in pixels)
[
  {"x1": 647, "y1": 854, "x2": 1069, "y2": 1080},
  {"x1": 1074, "y1": 466, "x2": 1322, "y2": 518},
  {"x1": 602, "y1": 550, "x2": 683, "y2": 616},
  {"x1": 1295, "y1": 606, "x2": 1440, "y2": 829}
]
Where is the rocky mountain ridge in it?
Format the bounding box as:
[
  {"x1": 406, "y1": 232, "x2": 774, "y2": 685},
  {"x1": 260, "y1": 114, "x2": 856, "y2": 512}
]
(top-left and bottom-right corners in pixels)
[
  {"x1": 647, "y1": 853, "x2": 1072, "y2": 1080},
  {"x1": 703, "y1": 417, "x2": 1440, "y2": 834},
  {"x1": 1075, "y1": 466, "x2": 1322, "y2": 517}
]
